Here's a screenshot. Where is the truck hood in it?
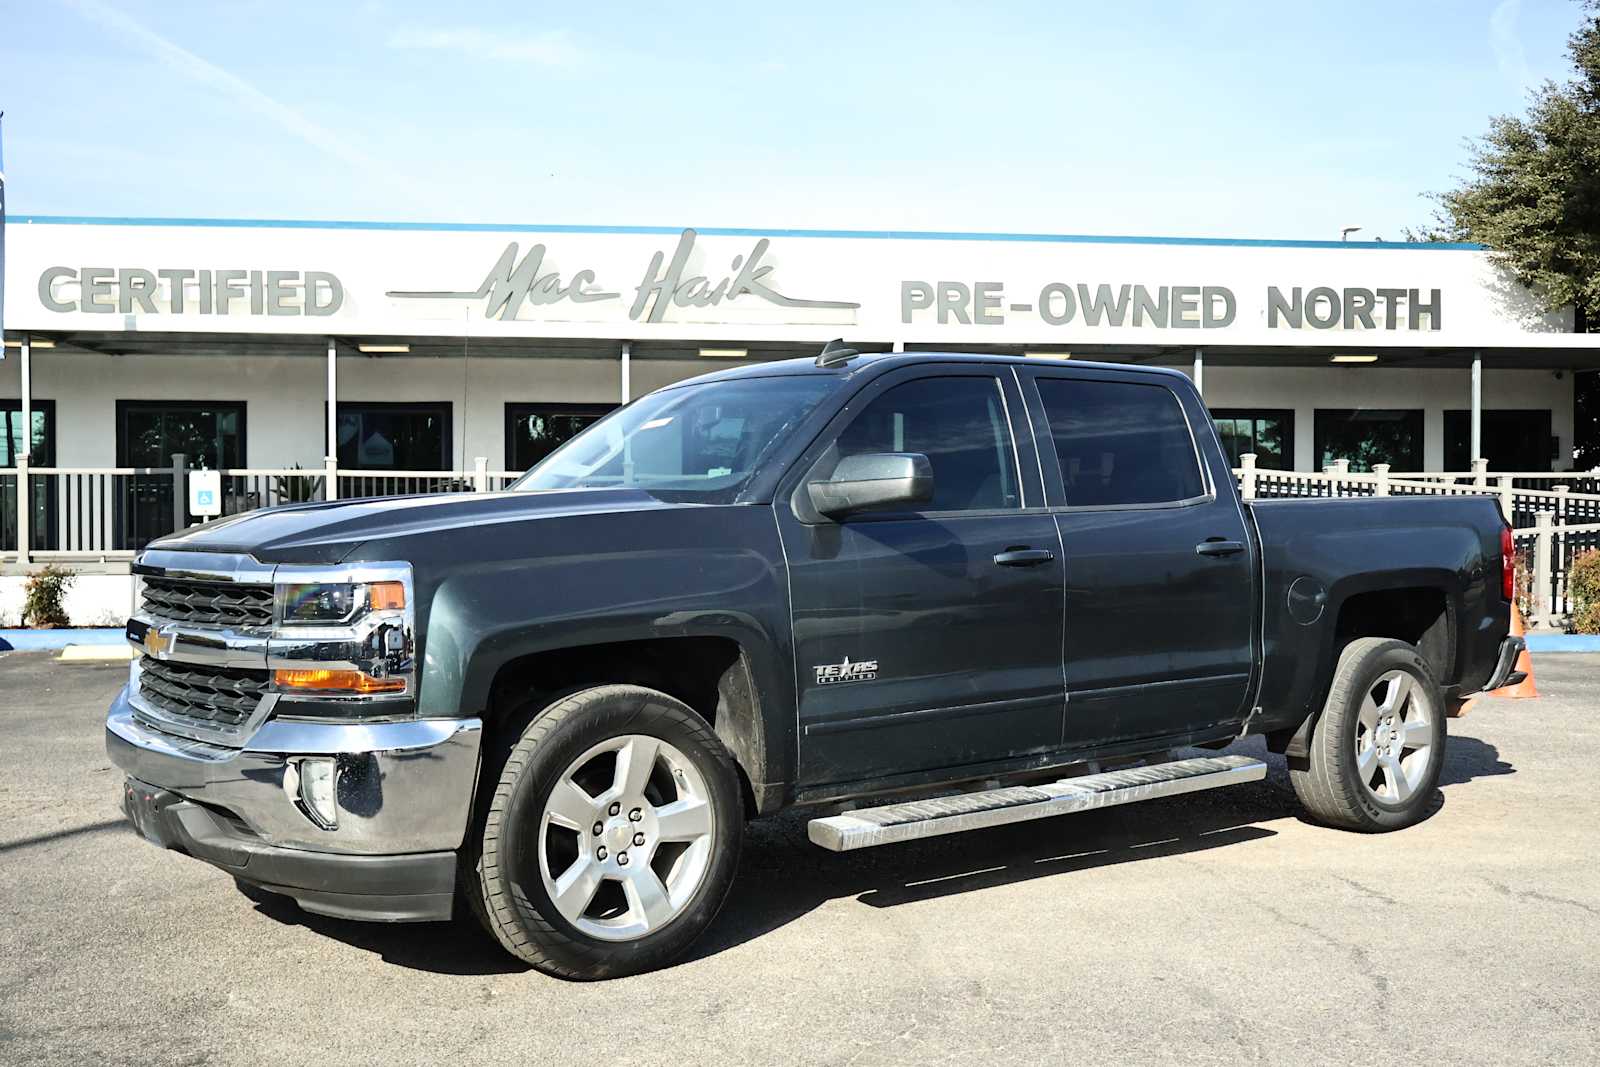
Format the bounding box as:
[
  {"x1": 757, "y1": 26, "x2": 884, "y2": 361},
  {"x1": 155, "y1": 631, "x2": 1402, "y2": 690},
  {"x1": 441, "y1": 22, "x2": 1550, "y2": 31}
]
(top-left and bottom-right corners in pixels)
[{"x1": 149, "y1": 489, "x2": 694, "y2": 563}]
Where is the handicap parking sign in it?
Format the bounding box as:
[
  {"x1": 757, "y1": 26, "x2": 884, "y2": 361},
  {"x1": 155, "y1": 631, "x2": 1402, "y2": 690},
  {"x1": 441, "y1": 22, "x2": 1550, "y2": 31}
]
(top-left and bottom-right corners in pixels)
[{"x1": 188, "y1": 470, "x2": 223, "y2": 518}]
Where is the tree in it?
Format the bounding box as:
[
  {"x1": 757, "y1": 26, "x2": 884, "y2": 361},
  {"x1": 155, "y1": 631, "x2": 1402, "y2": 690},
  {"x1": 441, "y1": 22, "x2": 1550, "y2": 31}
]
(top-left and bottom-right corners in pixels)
[{"x1": 1424, "y1": 2, "x2": 1600, "y2": 466}]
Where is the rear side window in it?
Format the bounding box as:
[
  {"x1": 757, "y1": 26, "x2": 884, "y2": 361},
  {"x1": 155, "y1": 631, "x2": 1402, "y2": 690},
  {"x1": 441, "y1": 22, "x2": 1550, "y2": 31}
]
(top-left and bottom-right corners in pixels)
[
  {"x1": 833, "y1": 376, "x2": 1019, "y2": 511},
  {"x1": 1035, "y1": 378, "x2": 1205, "y2": 506}
]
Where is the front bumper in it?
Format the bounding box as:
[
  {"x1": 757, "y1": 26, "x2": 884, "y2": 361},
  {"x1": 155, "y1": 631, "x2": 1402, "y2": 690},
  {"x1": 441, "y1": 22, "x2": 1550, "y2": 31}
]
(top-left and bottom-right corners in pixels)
[{"x1": 106, "y1": 685, "x2": 483, "y2": 922}]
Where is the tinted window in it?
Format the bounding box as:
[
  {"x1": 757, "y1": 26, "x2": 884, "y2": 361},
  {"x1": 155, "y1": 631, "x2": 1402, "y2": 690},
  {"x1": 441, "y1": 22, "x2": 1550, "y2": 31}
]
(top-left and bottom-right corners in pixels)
[
  {"x1": 1313, "y1": 409, "x2": 1422, "y2": 472},
  {"x1": 833, "y1": 376, "x2": 1018, "y2": 511},
  {"x1": 506, "y1": 403, "x2": 615, "y2": 471},
  {"x1": 1211, "y1": 409, "x2": 1294, "y2": 470},
  {"x1": 334, "y1": 403, "x2": 450, "y2": 471},
  {"x1": 1036, "y1": 378, "x2": 1204, "y2": 506}
]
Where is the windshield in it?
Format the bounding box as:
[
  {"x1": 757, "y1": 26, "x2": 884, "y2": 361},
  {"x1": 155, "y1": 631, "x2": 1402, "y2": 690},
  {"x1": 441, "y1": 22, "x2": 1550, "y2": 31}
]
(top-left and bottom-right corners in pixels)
[{"x1": 510, "y1": 374, "x2": 835, "y2": 502}]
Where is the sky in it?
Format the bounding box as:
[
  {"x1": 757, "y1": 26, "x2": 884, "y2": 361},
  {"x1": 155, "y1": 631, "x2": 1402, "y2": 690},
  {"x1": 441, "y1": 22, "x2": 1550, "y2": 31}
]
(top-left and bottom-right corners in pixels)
[{"x1": 0, "y1": 0, "x2": 1589, "y2": 240}]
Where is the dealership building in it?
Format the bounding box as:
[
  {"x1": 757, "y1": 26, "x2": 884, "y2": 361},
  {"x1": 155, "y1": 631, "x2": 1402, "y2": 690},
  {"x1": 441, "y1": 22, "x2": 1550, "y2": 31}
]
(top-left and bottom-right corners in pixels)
[{"x1": 4, "y1": 215, "x2": 1600, "y2": 594}]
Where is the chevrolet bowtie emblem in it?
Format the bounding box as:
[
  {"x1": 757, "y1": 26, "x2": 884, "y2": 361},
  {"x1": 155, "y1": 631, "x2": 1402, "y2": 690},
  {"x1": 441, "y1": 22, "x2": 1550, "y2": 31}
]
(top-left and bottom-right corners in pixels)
[{"x1": 143, "y1": 629, "x2": 172, "y2": 657}]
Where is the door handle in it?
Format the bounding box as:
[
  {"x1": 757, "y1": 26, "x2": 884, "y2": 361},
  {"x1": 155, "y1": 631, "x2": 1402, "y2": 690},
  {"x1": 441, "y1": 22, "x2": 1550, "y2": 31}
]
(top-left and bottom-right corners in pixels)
[
  {"x1": 1195, "y1": 539, "x2": 1245, "y2": 557},
  {"x1": 993, "y1": 548, "x2": 1055, "y2": 567}
]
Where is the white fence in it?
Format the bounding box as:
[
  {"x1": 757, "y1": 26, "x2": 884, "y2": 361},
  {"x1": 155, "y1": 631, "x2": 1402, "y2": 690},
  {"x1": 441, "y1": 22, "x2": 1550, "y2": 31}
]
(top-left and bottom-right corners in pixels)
[{"x1": 5, "y1": 452, "x2": 1599, "y2": 630}]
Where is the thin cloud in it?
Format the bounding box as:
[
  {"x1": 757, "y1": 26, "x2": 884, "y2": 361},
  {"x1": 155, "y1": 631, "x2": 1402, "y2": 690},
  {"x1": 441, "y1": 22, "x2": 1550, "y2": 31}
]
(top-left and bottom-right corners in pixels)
[
  {"x1": 388, "y1": 26, "x2": 586, "y2": 66},
  {"x1": 1490, "y1": 0, "x2": 1536, "y2": 94},
  {"x1": 63, "y1": 0, "x2": 387, "y2": 177}
]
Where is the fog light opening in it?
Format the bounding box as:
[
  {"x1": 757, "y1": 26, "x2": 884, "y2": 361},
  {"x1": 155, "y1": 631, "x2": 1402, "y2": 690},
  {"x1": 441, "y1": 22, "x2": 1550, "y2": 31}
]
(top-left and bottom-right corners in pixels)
[{"x1": 287, "y1": 757, "x2": 340, "y2": 830}]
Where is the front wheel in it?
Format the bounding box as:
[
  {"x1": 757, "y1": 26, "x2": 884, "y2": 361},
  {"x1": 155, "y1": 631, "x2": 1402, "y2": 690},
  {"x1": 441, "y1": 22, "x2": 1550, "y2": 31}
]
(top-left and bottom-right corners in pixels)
[
  {"x1": 1290, "y1": 637, "x2": 1446, "y2": 832},
  {"x1": 469, "y1": 684, "x2": 744, "y2": 979}
]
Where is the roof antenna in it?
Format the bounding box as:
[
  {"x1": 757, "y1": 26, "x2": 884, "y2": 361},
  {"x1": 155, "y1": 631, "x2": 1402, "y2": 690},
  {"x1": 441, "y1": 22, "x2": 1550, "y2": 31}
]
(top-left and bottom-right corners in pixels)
[{"x1": 815, "y1": 338, "x2": 859, "y2": 367}]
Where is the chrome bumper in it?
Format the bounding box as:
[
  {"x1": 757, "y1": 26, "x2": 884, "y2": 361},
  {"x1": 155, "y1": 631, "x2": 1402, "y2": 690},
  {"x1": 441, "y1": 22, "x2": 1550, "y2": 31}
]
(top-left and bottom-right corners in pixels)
[{"x1": 106, "y1": 685, "x2": 482, "y2": 855}]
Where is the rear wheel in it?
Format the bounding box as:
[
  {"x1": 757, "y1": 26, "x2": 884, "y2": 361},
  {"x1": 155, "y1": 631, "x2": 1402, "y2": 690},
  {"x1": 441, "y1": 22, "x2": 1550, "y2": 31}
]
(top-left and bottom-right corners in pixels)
[
  {"x1": 1290, "y1": 637, "x2": 1445, "y2": 832},
  {"x1": 469, "y1": 684, "x2": 743, "y2": 979}
]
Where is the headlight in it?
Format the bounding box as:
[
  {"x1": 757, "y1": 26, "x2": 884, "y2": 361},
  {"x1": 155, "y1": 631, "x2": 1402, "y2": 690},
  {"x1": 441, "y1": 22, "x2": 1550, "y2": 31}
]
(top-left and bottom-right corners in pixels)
[
  {"x1": 268, "y1": 564, "x2": 416, "y2": 712},
  {"x1": 277, "y1": 580, "x2": 405, "y2": 624}
]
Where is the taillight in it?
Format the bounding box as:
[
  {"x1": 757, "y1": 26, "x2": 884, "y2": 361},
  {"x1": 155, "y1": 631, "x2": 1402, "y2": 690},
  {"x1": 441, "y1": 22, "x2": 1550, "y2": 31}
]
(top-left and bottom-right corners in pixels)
[{"x1": 1501, "y1": 525, "x2": 1515, "y2": 601}]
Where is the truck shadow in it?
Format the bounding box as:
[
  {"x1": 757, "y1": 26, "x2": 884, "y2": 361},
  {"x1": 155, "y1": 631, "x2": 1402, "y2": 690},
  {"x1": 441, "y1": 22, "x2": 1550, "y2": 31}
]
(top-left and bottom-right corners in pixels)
[{"x1": 239, "y1": 735, "x2": 1511, "y2": 976}]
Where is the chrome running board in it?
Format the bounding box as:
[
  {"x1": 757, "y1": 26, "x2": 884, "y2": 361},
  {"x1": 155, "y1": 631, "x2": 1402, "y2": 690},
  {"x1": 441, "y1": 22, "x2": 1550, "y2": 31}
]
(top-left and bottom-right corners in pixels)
[{"x1": 807, "y1": 754, "x2": 1266, "y2": 852}]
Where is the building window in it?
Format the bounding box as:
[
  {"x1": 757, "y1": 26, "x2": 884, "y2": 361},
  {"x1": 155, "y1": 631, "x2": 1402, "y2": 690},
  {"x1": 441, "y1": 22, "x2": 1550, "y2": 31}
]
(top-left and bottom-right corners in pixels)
[
  {"x1": 1036, "y1": 378, "x2": 1204, "y2": 506},
  {"x1": 506, "y1": 403, "x2": 615, "y2": 472},
  {"x1": 1313, "y1": 409, "x2": 1423, "y2": 472},
  {"x1": 1210, "y1": 409, "x2": 1294, "y2": 470},
  {"x1": 334, "y1": 402, "x2": 451, "y2": 471},
  {"x1": 1443, "y1": 410, "x2": 1554, "y2": 472},
  {"x1": 117, "y1": 401, "x2": 246, "y2": 470},
  {"x1": 116, "y1": 401, "x2": 247, "y2": 550},
  {"x1": 2, "y1": 400, "x2": 56, "y2": 553}
]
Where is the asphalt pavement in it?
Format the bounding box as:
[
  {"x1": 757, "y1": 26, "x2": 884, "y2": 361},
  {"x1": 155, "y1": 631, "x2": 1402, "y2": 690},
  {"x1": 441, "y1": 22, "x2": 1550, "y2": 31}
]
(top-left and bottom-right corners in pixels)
[{"x1": 2, "y1": 649, "x2": 1597, "y2": 1065}]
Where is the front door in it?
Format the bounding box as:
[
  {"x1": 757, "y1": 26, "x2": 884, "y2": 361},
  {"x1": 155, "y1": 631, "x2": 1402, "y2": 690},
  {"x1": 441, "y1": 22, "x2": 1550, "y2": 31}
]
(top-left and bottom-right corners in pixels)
[
  {"x1": 776, "y1": 368, "x2": 1066, "y2": 787},
  {"x1": 1020, "y1": 369, "x2": 1256, "y2": 748}
]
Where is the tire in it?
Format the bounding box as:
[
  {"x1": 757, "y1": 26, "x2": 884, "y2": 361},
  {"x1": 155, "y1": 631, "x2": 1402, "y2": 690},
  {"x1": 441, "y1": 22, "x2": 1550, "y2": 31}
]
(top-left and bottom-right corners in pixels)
[
  {"x1": 1289, "y1": 637, "x2": 1446, "y2": 833},
  {"x1": 467, "y1": 684, "x2": 743, "y2": 980}
]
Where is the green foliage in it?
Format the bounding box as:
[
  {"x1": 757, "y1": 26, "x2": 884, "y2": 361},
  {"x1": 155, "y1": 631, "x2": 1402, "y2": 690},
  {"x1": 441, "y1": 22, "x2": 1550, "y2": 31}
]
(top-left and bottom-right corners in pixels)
[
  {"x1": 1425, "y1": 3, "x2": 1600, "y2": 465},
  {"x1": 1570, "y1": 549, "x2": 1600, "y2": 634},
  {"x1": 22, "y1": 566, "x2": 74, "y2": 629},
  {"x1": 1427, "y1": 3, "x2": 1600, "y2": 317}
]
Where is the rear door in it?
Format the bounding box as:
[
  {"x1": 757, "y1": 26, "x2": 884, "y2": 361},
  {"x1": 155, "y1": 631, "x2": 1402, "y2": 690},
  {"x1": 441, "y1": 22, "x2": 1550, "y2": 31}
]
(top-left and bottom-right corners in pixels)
[
  {"x1": 1017, "y1": 367, "x2": 1256, "y2": 748},
  {"x1": 775, "y1": 366, "x2": 1066, "y2": 787}
]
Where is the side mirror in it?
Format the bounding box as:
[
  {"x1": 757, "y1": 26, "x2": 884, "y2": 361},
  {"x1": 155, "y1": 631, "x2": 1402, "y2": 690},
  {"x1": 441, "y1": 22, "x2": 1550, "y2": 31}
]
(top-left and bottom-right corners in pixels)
[{"x1": 807, "y1": 452, "x2": 934, "y2": 518}]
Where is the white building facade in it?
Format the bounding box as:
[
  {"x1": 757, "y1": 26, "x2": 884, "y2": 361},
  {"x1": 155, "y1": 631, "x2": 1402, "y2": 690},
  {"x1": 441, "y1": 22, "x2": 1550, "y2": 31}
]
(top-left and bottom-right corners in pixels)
[{"x1": 3, "y1": 216, "x2": 1599, "y2": 623}]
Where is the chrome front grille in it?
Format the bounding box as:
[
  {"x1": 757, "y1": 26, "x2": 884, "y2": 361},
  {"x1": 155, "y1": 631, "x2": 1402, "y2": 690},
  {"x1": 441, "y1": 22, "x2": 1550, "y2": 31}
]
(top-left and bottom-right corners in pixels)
[
  {"x1": 141, "y1": 576, "x2": 274, "y2": 629},
  {"x1": 138, "y1": 657, "x2": 270, "y2": 728}
]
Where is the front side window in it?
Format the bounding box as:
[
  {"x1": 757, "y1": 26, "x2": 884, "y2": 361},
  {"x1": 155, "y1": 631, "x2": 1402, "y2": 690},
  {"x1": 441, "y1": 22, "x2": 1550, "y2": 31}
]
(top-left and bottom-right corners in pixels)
[
  {"x1": 1036, "y1": 378, "x2": 1204, "y2": 506},
  {"x1": 514, "y1": 375, "x2": 833, "y2": 503},
  {"x1": 829, "y1": 376, "x2": 1019, "y2": 512}
]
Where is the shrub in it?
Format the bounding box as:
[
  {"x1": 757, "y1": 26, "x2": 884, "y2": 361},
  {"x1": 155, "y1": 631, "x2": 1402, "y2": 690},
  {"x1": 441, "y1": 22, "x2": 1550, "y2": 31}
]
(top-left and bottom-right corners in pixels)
[
  {"x1": 1570, "y1": 549, "x2": 1600, "y2": 635},
  {"x1": 22, "y1": 565, "x2": 75, "y2": 628}
]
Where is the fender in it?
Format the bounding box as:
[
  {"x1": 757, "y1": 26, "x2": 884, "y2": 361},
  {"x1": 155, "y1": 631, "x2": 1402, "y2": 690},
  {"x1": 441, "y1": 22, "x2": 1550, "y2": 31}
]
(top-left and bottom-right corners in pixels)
[{"x1": 356, "y1": 504, "x2": 800, "y2": 808}]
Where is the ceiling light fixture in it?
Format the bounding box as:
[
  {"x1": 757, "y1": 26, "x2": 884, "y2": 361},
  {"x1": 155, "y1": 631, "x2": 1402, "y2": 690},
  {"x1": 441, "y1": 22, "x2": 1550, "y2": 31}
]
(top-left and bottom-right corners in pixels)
[
  {"x1": 1024, "y1": 351, "x2": 1071, "y2": 360},
  {"x1": 4, "y1": 338, "x2": 56, "y2": 349},
  {"x1": 357, "y1": 343, "x2": 410, "y2": 354},
  {"x1": 1330, "y1": 354, "x2": 1379, "y2": 364},
  {"x1": 698, "y1": 347, "x2": 748, "y2": 359}
]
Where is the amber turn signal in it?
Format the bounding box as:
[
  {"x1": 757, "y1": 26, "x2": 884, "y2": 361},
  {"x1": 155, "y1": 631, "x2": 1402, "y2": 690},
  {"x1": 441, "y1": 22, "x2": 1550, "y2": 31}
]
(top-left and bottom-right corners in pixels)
[
  {"x1": 274, "y1": 668, "x2": 406, "y2": 694},
  {"x1": 368, "y1": 581, "x2": 406, "y2": 611}
]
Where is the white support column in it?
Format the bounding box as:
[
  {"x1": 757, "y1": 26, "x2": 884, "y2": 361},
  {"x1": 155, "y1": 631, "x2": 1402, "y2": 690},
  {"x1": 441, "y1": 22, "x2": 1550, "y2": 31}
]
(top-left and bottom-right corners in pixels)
[
  {"x1": 1239, "y1": 453, "x2": 1257, "y2": 500},
  {"x1": 19, "y1": 337, "x2": 32, "y2": 462},
  {"x1": 1470, "y1": 350, "x2": 1482, "y2": 467},
  {"x1": 620, "y1": 341, "x2": 631, "y2": 404},
  {"x1": 325, "y1": 338, "x2": 339, "y2": 501},
  {"x1": 1192, "y1": 348, "x2": 1203, "y2": 396}
]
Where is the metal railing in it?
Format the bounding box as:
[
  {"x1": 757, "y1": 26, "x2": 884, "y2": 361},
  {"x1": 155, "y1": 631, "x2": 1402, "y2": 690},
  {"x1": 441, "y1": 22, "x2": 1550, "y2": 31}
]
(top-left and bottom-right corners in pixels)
[
  {"x1": 7, "y1": 451, "x2": 1600, "y2": 630},
  {"x1": 0, "y1": 455, "x2": 523, "y2": 564}
]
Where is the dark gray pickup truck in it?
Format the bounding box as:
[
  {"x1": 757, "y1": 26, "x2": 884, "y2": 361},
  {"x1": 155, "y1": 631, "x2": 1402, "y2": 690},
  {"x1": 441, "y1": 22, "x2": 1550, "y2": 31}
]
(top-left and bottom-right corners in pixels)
[{"x1": 107, "y1": 346, "x2": 1524, "y2": 979}]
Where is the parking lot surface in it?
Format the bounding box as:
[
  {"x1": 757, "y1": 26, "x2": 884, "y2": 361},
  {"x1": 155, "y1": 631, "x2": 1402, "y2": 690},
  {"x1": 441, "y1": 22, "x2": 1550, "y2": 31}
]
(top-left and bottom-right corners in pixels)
[{"x1": 2, "y1": 650, "x2": 1597, "y2": 1066}]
